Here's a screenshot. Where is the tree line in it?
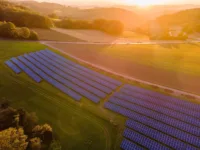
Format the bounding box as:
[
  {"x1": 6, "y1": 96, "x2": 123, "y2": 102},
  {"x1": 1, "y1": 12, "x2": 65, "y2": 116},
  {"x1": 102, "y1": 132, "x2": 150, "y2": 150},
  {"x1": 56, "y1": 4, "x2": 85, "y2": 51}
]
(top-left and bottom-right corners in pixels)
[
  {"x1": 0, "y1": 0, "x2": 53, "y2": 29},
  {"x1": 55, "y1": 19, "x2": 124, "y2": 35},
  {"x1": 0, "y1": 100, "x2": 61, "y2": 150},
  {"x1": 0, "y1": 21, "x2": 38, "y2": 40}
]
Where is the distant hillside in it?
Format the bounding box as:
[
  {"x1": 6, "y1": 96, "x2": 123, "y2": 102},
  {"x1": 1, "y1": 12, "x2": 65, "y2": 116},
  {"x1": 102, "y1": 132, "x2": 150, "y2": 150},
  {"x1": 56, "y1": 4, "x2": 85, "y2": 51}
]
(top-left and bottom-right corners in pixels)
[
  {"x1": 0, "y1": 1, "x2": 53, "y2": 28},
  {"x1": 156, "y1": 8, "x2": 200, "y2": 27},
  {"x1": 118, "y1": 5, "x2": 200, "y2": 20},
  {"x1": 15, "y1": 1, "x2": 142, "y2": 29}
]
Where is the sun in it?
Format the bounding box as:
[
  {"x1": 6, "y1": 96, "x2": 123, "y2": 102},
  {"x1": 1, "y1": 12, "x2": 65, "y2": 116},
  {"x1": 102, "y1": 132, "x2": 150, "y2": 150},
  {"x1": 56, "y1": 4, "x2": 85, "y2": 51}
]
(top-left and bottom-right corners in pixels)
[{"x1": 124, "y1": 0, "x2": 159, "y2": 7}]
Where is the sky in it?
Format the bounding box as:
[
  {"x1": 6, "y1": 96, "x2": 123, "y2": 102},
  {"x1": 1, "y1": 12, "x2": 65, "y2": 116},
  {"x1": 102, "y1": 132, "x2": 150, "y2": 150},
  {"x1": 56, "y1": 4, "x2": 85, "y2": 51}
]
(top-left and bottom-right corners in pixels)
[{"x1": 36, "y1": 0, "x2": 200, "y2": 6}]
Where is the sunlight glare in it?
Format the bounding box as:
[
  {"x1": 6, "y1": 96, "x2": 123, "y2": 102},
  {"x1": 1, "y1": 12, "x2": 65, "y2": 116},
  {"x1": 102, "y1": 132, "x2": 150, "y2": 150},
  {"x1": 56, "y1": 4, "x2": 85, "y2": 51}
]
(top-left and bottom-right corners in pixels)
[{"x1": 124, "y1": 0, "x2": 161, "y2": 7}]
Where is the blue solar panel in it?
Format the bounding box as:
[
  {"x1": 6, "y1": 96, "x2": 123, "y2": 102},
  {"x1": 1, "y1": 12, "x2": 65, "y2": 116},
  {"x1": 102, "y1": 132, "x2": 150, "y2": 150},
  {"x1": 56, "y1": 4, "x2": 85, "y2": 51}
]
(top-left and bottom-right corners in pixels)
[
  {"x1": 33, "y1": 52, "x2": 107, "y2": 98},
  {"x1": 119, "y1": 89, "x2": 200, "y2": 119},
  {"x1": 104, "y1": 102, "x2": 199, "y2": 137},
  {"x1": 123, "y1": 84, "x2": 200, "y2": 112},
  {"x1": 113, "y1": 92, "x2": 200, "y2": 127},
  {"x1": 5, "y1": 60, "x2": 21, "y2": 74},
  {"x1": 10, "y1": 57, "x2": 42, "y2": 83},
  {"x1": 126, "y1": 120, "x2": 198, "y2": 149},
  {"x1": 108, "y1": 97, "x2": 199, "y2": 133},
  {"x1": 27, "y1": 53, "x2": 100, "y2": 103},
  {"x1": 37, "y1": 51, "x2": 112, "y2": 94},
  {"x1": 44, "y1": 50, "x2": 122, "y2": 86},
  {"x1": 126, "y1": 119, "x2": 200, "y2": 148},
  {"x1": 22, "y1": 55, "x2": 82, "y2": 101},
  {"x1": 41, "y1": 50, "x2": 118, "y2": 89},
  {"x1": 123, "y1": 128, "x2": 170, "y2": 150},
  {"x1": 120, "y1": 139, "x2": 145, "y2": 150}
]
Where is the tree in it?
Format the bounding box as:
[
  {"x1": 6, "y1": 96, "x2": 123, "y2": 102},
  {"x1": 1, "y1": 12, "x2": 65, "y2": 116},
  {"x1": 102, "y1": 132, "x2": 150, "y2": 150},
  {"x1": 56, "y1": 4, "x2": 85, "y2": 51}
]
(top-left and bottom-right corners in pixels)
[
  {"x1": 0, "y1": 22, "x2": 16, "y2": 38},
  {"x1": 19, "y1": 27, "x2": 30, "y2": 39},
  {"x1": 0, "y1": 127, "x2": 28, "y2": 150},
  {"x1": 29, "y1": 30, "x2": 39, "y2": 40},
  {"x1": 29, "y1": 137, "x2": 42, "y2": 150},
  {"x1": 18, "y1": 109, "x2": 38, "y2": 134},
  {"x1": 32, "y1": 124, "x2": 53, "y2": 144}
]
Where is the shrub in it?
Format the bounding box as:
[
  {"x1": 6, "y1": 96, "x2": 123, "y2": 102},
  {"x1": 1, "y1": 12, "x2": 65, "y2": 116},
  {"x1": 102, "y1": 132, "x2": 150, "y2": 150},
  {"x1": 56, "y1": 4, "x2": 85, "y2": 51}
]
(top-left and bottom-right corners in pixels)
[
  {"x1": 0, "y1": 21, "x2": 38, "y2": 40},
  {"x1": 0, "y1": 22, "x2": 16, "y2": 38},
  {"x1": 19, "y1": 27, "x2": 31, "y2": 39},
  {"x1": 29, "y1": 30, "x2": 39, "y2": 40}
]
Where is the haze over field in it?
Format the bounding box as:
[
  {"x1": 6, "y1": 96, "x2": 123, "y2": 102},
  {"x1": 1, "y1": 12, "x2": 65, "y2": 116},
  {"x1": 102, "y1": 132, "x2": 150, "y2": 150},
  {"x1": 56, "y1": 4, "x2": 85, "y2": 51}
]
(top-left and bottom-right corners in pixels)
[{"x1": 34, "y1": 0, "x2": 200, "y2": 5}]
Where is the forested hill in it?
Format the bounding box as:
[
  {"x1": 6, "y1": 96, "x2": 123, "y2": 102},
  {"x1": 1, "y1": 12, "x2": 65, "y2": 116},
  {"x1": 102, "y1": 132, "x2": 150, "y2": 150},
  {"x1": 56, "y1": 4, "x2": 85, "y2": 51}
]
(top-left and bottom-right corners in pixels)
[
  {"x1": 0, "y1": 1, "x2": 53, "y2": 28},
  {"x1": 156, "y1": 8, "x2": 200, "y2": 27},
  {"x1": 16, "y1": 1, "x2": 142, "y2": 28}
]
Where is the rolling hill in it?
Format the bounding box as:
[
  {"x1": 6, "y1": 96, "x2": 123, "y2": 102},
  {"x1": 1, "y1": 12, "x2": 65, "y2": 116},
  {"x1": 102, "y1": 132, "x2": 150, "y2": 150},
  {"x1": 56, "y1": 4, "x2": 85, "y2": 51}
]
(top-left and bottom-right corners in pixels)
[
  {"x1": 14, "y1": 1, "x2": 142, "y2": 29},
  {"x1": 156, "y1": 8, "x2": 200, "y2": 27}
]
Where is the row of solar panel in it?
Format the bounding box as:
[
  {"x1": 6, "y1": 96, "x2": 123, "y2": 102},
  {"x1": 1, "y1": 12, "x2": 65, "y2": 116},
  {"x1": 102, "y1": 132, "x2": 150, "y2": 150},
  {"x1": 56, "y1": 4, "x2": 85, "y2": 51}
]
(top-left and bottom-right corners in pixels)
[
  {"x1": 126, "y1": 120, "x2": 199, "y2": 149},
  {"x1": 120, "y1": 139, "x2": 145, "y2": 150},
  {"x1": 18, "y1": 55, "x2": 82, "y2": 101},
  {"x1": 117, "y1": 89, "x2": 199, "y2": 119},
  {"x1": 108, "y1": 97, "x2": 200, "y2": 133},
  {"x1": 111, "y1": 94, "x2": 200, "y2": 127},
  {"x1": 123, "y1": 128, "x2": 171, "y2": 150},
  {"x1": 5, "y1": 60, "x2": 21, "y2": 74},
  {"x1": 123, "y1": 84, "x2": 200, "y2": 112},
  {"x1": 104, "y1": 102, "x2": 199, "y2": 137},
  {"x1": 42, "y1": 50, "x2": 118, "y2": 90},
  {"x1": 29, "y1": 52, "x2": 105, "y2": 101},
  {"x1": 23, "y1": 54, "x2": 100, "y2": 103},
  {"x1": 37, "y1": 51, "x2": 113, "y2": 94},
  {"x1": 44, "y1": 50, "x2": 122, "y2": 86},
  {"x1": 5, "y1": 57, "x2": 42, "y2": 83}
]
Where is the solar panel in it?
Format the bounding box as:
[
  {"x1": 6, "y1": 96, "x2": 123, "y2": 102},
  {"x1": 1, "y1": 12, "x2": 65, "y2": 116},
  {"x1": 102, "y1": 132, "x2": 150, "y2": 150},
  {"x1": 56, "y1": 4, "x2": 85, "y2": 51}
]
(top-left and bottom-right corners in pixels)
[
  {"x1": 126, "y1": 119, "x2": 200, "y2": 148},
  {"x1": 41, "y1": 50, "x2": 118, "y2": 89},
  {"x1": 126, "y1": 120, "x2": 198, "y2": 149},
  {"x1": 113, "y1": 92, "x2": 200, "y2": 126},
  {"x1": 10, "y1": 57, "x2": 42, "y2": 83},
  {"x1": 38, "y1": 51, "x2": 112, "y2": 94},
  {"x1": 33, "y1": 52, "x2": 107, "y2": 98},
  {"x1": 27, "y1": 54, "x2": 100, "y2": 103},
  {"x1": 22, "y1": 55, "x2": 82, "y2": 101},
  {"x1": 123, "y1": 128, "x2": 170, "y2": 150},
  {"x1": 123, "y1": 84, "x2": 200, "y2": 112},
  {"x1": 44, "y1": 50, "x2": 122, "y2": 86},
  {"x1": 108, "y1": 97, "x2": 199, "y2": 134},
  {"x1": 104, "y1": 102, "x2": 199, "y2": 137},
  {"x1": 118, "y1": 89, "x2": 200, "y2": 118},
  {"x1": 5, "y1": 60, "x2": 21, "y2": 74},
  {"x1": 120, "y1": 139, "x2": 145, "y2": 150}
]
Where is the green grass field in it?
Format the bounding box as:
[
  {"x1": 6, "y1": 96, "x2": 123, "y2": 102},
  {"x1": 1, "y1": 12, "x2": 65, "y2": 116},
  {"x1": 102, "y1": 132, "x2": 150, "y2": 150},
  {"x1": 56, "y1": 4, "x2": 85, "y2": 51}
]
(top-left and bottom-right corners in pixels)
[
  {"x1": 100, "y1": 43, "x2": 200, "y2": 76},
  {"x1": 0, "y1": 41, "x2": 126, "y2": 150}
]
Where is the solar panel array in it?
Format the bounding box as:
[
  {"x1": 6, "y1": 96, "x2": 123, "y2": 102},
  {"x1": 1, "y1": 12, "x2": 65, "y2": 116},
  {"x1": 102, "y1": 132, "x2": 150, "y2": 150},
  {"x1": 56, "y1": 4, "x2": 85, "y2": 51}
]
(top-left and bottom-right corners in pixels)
[
  {"x1": 5, "y1": 50, "x2": 121, "y2": 103},
  {"x1": 105, "y1": 85, "x2": 200, "y2": 150}
]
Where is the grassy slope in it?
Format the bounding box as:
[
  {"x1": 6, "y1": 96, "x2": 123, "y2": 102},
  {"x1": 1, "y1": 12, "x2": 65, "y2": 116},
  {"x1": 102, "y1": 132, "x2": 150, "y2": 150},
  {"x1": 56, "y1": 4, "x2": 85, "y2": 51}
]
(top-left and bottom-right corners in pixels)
[
  {"x1": 100, "y1": 43, "x2": 200, "y2": 76},
  {"x1": 32, "y1": 28, "x2": 84, "y2": 42},
  {"x1": 0, "y1": 41, "x2": 125, "y2": 150}
]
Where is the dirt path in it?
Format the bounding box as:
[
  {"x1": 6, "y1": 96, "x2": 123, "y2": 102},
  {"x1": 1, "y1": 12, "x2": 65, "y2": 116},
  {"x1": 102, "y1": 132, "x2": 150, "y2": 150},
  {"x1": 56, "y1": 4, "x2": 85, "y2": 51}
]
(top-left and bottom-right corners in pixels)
[{"x1": 44, "y1": 42, "x2": 200, "y2": 98}]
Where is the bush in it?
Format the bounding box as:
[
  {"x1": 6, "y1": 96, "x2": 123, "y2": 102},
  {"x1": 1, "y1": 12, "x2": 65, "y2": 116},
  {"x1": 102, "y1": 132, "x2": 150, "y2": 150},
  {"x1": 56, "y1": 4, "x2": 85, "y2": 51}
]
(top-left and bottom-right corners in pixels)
[
  {"x1": 0, "y1": 21, "x2": 38, "y2": 40},
  {"x1": 0, "y1": 22, "x2": 16, "y2": 38},
  {"x1": 29, "y1": 30, "x2": 39, "y2": 40}
]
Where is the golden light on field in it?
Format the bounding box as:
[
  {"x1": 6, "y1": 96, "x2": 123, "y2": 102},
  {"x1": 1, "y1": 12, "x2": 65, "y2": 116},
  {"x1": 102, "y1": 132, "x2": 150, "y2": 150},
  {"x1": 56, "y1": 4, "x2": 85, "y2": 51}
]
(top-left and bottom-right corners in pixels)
[{"x1": 124, "y1": 0, "x2": 161, "y2": 6}]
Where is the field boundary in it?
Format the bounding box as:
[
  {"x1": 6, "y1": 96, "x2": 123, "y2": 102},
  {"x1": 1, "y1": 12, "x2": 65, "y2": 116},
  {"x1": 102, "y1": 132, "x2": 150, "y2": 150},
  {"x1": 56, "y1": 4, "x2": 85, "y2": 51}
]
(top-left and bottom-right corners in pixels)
[{"x1": 42, "y1": 42, "x2": 200, "y2": 101}]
